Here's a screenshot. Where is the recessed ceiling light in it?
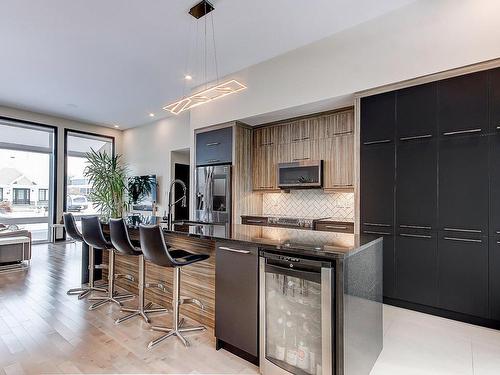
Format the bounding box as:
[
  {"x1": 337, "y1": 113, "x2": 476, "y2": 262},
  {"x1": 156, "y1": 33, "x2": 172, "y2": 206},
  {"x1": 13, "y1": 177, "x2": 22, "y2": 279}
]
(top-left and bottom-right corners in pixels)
[
  {"x1": 114, "y1": 125, "x2": 119, "y2": 128},
  {"x1": 149, "y1": 113, "x2": 155, "y2": 117},
  {"x1": 184, "y1": 75, "x2": 193, "y2": 80}
]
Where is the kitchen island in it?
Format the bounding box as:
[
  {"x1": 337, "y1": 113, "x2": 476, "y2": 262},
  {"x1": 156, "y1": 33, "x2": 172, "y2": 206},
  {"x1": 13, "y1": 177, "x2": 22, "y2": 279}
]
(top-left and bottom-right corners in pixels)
[{"x1": 98, "y1": 216, "x2": 382, "y2": 375}]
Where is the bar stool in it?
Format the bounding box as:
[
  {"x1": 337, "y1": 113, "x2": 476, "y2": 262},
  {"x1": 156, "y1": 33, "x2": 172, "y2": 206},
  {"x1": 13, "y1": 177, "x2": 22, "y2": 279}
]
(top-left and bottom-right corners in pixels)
[
  {"x1": 81, "y1": 216, "x2": 134, "y2": 310},
  {"x1": 64, "y1": 213, "x2": 107, "y2": 299},
  {"x1": 139, "y1": 224, "x2": 209, "y2": 348},
  {"x1": 109, "y1": 218, "x2": 169, "y2": 324}
]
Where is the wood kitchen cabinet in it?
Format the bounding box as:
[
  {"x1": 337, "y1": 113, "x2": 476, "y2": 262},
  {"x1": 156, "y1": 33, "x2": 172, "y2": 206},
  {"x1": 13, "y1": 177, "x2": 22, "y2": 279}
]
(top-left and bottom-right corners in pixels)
[
  {"x1": 361, "y1": 91, "x2": 396, "y2": 144},
  {"x1": 252, "y1": 109, "x2": 354, "y2": 191},
  {"x1": 215, "y1": 241, "x2": 259, "y2": 361},
  {"x1": 252, "y1": 144, "x2": 276, "y2": 190},
  {"x1": 490, "y1": 236, "x2": 500, "y2": 320},
  {"x1": 321, "y1": 134, "x2": 354, "y2": 189}
]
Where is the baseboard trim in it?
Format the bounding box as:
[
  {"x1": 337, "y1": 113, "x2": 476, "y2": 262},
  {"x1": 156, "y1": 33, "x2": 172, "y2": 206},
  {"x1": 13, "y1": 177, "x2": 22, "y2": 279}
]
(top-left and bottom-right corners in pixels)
[
  {"x1": 384, "y1": 297, "x2": 500, "y2": 330},
  {"x1": 215, "y1": 338, "x2": 259, "y2": 366}
]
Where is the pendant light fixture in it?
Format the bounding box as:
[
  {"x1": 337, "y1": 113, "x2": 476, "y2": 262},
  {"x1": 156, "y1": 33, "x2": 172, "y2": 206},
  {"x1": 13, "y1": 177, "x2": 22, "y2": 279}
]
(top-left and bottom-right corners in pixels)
[{"x1": 163, "y1": 0, "x2": 247, "y2": 115}]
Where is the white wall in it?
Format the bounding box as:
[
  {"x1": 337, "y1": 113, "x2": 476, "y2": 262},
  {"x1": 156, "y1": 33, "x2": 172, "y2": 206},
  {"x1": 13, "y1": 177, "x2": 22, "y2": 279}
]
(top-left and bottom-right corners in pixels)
[
  {"x1": 122, "y1": 112, "x2": 191, "y2": 215},
  {"x1": 190, "y1": 0, "x2": 500, "y2": 129},
  {"x1": 0, "y1": 105, "x2": 122, "y2": 227}
]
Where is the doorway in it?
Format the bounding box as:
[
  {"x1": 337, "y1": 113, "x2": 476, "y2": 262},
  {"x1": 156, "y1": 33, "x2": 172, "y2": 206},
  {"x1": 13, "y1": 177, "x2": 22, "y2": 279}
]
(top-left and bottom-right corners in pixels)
[{"x1": 171, "y1": 149, "x2": 190, "y2": 221}]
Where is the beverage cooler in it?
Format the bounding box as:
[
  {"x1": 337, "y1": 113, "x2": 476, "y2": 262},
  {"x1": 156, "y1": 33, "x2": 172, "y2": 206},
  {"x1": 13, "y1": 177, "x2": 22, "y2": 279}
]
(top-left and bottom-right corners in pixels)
[{"x1": 259, "y1": 251, "x2": 333, "y2": 375}]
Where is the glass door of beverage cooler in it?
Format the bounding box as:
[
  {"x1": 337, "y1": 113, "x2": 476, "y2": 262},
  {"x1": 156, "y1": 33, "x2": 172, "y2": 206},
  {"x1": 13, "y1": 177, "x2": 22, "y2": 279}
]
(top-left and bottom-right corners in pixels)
[{"x1": 259, "y1": 252, "x2": 333, "y2": 375}]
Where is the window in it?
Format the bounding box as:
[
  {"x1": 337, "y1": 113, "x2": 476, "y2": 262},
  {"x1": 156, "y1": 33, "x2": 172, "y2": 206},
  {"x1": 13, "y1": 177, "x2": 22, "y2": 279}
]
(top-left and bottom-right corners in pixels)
[
  {"x1": 38, "y1": 188, "x2": 49, "y2": 202},
  {"x1": 0, "y1": 119, "x2": 55, "y2": 242},
  {"x1": 65, "y1": 130, "x2": 114, "y2": 219}
]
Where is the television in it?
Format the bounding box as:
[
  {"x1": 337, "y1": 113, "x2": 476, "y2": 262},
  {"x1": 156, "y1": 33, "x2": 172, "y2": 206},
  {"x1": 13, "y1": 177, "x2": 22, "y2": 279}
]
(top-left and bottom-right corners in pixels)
[{"x1": 128, "y1": 175, "x2": 157, "y2": 211}]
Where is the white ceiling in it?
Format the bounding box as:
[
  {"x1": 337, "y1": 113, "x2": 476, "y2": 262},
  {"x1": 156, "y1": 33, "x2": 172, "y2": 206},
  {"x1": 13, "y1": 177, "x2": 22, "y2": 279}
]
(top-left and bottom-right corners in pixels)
[{"x1": 0, "y1": 0, "x2": 415, "y2": 129}]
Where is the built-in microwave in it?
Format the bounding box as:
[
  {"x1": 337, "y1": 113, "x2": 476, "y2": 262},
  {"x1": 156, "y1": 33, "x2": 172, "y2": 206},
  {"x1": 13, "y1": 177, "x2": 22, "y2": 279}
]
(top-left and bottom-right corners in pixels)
[{"x1": 277, "y1": 160, "x2": 323, "y2": 189}]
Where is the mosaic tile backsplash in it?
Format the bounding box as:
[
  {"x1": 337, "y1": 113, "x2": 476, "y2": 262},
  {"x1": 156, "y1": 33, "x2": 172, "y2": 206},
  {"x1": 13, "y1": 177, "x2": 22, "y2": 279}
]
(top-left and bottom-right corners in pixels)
[{"x1": 262, "y1": 190, "x2": 355, "y2": 222}]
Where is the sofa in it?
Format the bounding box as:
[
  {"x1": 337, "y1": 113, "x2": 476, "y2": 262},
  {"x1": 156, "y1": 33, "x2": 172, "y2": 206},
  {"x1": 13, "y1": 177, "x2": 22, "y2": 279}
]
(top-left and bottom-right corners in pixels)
[{"x1": 0, "y1": 229, "x2": 32, "y2": 268}]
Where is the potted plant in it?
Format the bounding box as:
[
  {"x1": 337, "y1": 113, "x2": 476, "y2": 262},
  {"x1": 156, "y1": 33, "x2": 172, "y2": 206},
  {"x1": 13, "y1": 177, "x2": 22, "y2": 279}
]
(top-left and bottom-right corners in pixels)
[{"x1": 84, "y1": 149, "x2": 128, "y2": 219}]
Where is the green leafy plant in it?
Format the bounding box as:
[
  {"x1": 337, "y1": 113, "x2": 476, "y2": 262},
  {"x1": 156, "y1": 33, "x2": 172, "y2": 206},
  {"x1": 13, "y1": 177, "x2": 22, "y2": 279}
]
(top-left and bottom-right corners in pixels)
[
  {"x1": 128, "y1": 175, "x2": 156, "y2": 205},
  {"x1": 84, "y1": 149, "x2": 128, "y2": 219}
]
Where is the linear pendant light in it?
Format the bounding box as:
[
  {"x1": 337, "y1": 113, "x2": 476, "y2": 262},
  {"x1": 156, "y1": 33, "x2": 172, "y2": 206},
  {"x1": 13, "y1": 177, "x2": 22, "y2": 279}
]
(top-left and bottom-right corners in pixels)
[
  {"x1": 163, "y1": 1, "x2": 247, "y2": 115},
  {"x1": 163, "y1": 79, "x2": 246, "y2": 115}
]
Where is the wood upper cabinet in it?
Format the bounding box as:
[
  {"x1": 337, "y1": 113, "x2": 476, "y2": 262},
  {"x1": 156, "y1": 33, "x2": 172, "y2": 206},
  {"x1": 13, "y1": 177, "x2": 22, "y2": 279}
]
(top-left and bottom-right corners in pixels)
[
  {"x1": 252, "y1": 142, "x2": 276, "y2": 191},
  {"x1": 321, "y1": 134, "x2": 354, "y2": 189},
  {"x1": 254, "y1": 126, "x2": 276, "y2": 147},
  {"x1": 438, "y1": 71, "x2": 488, "y2": 136},
  {"x1": 252, "y1": 108, "x2": 354, "y2": 191},
  {"x1": 196, "y1": 127, "x2": 233, "y2": 166},
  {"x1": 491, "y1": 68, "x2": 500, "y2": 133}
]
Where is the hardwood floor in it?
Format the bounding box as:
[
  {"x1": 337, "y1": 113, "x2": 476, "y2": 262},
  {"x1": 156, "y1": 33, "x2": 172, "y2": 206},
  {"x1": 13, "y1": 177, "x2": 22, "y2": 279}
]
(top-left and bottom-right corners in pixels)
[{"x1": 0, "y1": 242, "x2": 259, "y2": 374}]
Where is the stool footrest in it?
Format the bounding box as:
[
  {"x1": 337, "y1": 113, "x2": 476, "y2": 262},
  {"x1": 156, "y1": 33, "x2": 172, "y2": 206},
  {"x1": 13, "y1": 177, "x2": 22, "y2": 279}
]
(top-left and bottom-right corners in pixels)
[{"x1": 114, "y1": 273, "x2": 135, "y2": 282}]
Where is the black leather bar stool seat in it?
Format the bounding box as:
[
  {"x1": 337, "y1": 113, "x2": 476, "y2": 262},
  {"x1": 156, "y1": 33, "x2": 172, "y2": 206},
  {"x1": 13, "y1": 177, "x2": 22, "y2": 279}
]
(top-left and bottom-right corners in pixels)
[
  {"x1": 109, "y1": 218, "x2": 169, "y2": 324},
  {"x1": 64, "y1": 213, "x2": 107, "y2": 299},
  {"x1": 81, "y1": 216, "x2": 134, "y2": 310},
  {"x1": 139, "y1": 224, "x2": 208, "y2": 348}
]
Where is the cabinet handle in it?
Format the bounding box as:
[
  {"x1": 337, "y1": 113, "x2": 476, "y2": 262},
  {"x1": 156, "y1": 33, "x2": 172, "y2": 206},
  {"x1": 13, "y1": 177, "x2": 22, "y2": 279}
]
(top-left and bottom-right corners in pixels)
[
  {"x1": 259, "y1": 186, "x2": 273, "y2": 189},
  {"x1": 261, "y1": 142, "x2": 274, "y2": 146},
  {"x1": 207, "y1": 159, "x2": 220, "y2": 163},
  {"x1": 399, "y1": 134, "x2": 433, "y2": 141},
  {"x1": 443, "y1": 128, "x2": 482, "y2": 136},
  {"x1": 400, "y1": 233, "x2": 432, "y2": 239},
  {"x1": 206, "y1": 142, "x2": 220, "y2": 147},
  {"x1": 246, "y1": 219, "x2": 265, "y2": 224},
  {"x1": 218, "y1": 246, "x2": 251, "y2": 254},
  {"x1": 497, "y1": 126, "x2": 500, "y2": 130},
  {"x1": 363, "y1": 139, "x2": 391, "y2": 145},
  {"x1": 363, "y1": 230, "x2": 391, "y2": 236},
  {"x1": 443, "y1": 237, "x2": 482, "y2": 243},
  {"x1": 293, "y1": 157, "x2": 310, "y2": 161},
  {"x1": 323, "y1": 225, "x2": 348, "y2": 230},
  {"x1": 400, "y1": 224, "x2": 432, "y2": 230},
  {"x1": 292, "y1": 137, "x2": 310, "y2": 142},
  {"x1": 364, "y1": 222, "x2": 391, "y2": 227},
  {"x1": 444, "y1": 227, "x2": 482, "y2": 234}
]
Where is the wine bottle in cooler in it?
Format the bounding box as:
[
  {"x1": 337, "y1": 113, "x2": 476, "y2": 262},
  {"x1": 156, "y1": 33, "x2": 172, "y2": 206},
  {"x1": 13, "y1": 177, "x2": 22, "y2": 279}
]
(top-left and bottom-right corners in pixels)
[
  {"x1": 274, "y1": 317, "x2": 286, "y2": 361},
  {"x1": 285, "y1": 320, "x2": 298, "y2": 366},
  {"x1": 297, "y1": 320, "x2": 311, "y2": 372}
]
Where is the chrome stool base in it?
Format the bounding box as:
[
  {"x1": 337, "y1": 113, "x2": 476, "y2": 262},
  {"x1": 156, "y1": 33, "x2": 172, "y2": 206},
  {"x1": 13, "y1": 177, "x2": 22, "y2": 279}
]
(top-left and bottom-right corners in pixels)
[
  {"x1": 148, "y1": 324, "x2": 206, "y2": 348},
  {"x1": 115, "y1": 302, "x2": 169, "y2": 324},
  {"x1": 148, "y1": 268, "x2": 206, "y2": 349},
  {"x1": 88, "y1": 292, "x2": 135, "y2": 310},
  {"x1": 67, "y1": 286, "x2": 107, "y2": 300}
]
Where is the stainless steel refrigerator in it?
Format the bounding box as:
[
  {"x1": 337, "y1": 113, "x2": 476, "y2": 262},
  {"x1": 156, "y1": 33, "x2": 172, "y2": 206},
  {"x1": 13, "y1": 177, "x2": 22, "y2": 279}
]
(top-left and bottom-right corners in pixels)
[{"x1": 195, "y1": 164, "x2": 231, "y2": 237}]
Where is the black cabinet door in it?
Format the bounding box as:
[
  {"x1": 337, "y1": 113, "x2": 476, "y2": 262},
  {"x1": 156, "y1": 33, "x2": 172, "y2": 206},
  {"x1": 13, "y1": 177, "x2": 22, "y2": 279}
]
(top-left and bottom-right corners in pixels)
[
  {"x1": 438, "y1": 135, "x2": 489, "y2": 233},
  {"x1": 491, "y1": 134, "x2": 500, "y2": 235},
  {"x1": 360, "y1": 143, "x2": 395, "y2": 228},
  {"x1": 196, "y1": 127, "x2": 233, "y2": 166},
  {"x1": 396, "y1": 82, "x2": 437, "y2": 140},
  {"x1": 491, "y1": 68, "x2": 500, "y2": 134},
  {"x1": 396, "y1": 138, "x2": 437, "y2": 230},
  {"x1": 438, "y1": 71, "x2": 488, "y2": 136},
  {"x1": 395, "y1": 232, "x2": 438, "y2": 306},
  {"x1": 361, "y1": 92, "x2": 396, "y2": 144},
  {"x1": 490, "y1": 236, "x2": 500, "y2": 320},
  {"x1": 215, "y1": 242, "x2": 258, "y2": 357},
  {"x1": 438, "y1": 234, "x2": 488, "y2": 318}
]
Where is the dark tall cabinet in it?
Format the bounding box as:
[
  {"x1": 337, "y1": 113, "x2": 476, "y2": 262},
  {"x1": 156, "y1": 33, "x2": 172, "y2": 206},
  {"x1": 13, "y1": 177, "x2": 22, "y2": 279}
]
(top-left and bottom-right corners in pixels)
[{"x1": 361, "y1": 66, "x2": 500, "y2": 325}]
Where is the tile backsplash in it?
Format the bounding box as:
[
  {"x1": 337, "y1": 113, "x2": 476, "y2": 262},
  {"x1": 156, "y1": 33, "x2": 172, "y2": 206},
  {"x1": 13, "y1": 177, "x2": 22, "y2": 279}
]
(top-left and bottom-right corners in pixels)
[{"x1": 262, "y1": 190, "x2": 355, "y2": 222}]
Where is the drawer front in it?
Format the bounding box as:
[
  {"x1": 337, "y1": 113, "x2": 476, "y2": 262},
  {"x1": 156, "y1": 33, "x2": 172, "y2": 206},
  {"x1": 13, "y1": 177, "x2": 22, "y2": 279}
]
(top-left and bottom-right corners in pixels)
[
  {"x1": 196, "y1": 127, "x2": 233, "y2": 166},
  {"x1": 241, "y1": 216, "x2": 268, "y2": 226},
  {"x1": 315, "y1": 221, "x2": 354, "y2": 234}
]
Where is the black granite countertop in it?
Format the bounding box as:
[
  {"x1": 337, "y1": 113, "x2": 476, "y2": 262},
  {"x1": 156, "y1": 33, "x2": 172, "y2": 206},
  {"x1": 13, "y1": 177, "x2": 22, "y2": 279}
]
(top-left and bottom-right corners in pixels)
[{"x1": 122, "y1": 215, "x2": 381, "y2": 260}]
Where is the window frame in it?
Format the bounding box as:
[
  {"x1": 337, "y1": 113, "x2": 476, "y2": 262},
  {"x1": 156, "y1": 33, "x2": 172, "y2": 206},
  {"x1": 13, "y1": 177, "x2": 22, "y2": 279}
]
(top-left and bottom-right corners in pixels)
[{"x1": 63, "y1": 129, "x2": 115, "y2": 215}]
